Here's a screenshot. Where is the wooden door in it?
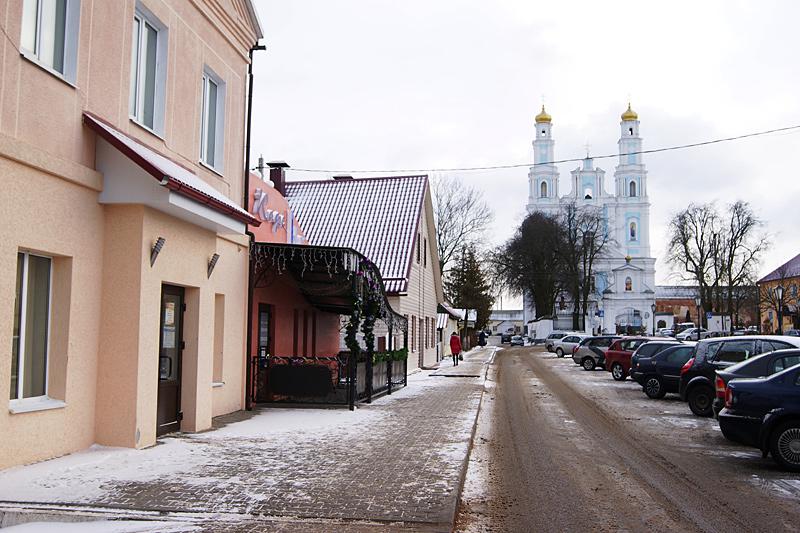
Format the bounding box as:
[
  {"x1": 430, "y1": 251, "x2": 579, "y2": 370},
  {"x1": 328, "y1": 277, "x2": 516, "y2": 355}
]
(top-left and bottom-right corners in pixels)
[{"x1": 157, "y1": 285, "x2": 184, "y2": 436}]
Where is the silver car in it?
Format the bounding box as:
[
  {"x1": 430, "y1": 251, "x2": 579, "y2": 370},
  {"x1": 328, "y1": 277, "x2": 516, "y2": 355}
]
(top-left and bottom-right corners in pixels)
[
  {"x1": 572, "y1": 335, "x2": 622, "y2": 370},
  {"x1": 545, "y1": 332, "x2": 568, "y2": 352},
  {"x1": 552, "y1": 334, "x2": 589, "y2": 358}
]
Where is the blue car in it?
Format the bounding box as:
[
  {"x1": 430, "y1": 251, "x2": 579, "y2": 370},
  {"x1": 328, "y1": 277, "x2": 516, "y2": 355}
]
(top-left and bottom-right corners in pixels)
[{"x1": 718, "y1": 363, "x2": 800, "y2": 471}]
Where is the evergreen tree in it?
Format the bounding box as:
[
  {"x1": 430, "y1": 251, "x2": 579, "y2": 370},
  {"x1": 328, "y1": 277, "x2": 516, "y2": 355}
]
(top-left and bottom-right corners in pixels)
[{"x1": 445, "y1": 246, "x2": 494, "y2": 330}]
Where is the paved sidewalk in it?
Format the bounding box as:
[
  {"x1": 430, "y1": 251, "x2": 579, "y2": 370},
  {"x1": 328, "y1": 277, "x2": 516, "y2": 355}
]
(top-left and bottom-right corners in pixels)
[
  {"x1": 431, "y1": 346, "x2": 496, "y2": 378},
  {"x1": 0, "y1": 348, "x2": 495, "y2": 532}
]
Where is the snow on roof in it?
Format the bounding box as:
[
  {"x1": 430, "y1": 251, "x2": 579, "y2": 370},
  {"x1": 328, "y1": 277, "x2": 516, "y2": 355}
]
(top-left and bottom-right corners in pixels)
[
  {"x1": 655, "y1": 285, "x2": 699, "y2": 299},
  {"x1": 759, "y1": 252, "x2": 800, "y2": 283},
  {"x1": 285, "y1": 176, "x2": 428, "y2": 294}
]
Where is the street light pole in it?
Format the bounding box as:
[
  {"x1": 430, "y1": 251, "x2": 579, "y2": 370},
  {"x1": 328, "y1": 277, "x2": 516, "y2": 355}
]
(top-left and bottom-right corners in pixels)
[
  {"x1": 695, "y1": 296, "x2": 702, "y2": 341},
  {"x1": 775, "y1": 285, "x2": 785, "y2": 335},
  {"x1": 651, "y1": 303, "x2": 656, "y2": 335}
]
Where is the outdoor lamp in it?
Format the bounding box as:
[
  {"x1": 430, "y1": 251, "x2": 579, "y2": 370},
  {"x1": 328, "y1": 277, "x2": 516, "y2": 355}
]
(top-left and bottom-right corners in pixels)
[
  {"x1": 651, "y1": 303, "x2": 656, "y2": 334},
  {"x1": 775, "y1": 285, "x2": 785, "y2": 335}
]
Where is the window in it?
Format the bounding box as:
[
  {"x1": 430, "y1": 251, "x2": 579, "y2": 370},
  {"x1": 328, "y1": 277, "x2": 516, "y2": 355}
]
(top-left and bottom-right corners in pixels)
[
  {"x1": 772, "y1": 355, "x2": 800, "y2": 373},
  {"x1": 20, "y1": 0, "x2": 80, "y2": 82},
  {"x1": 763, "y1": 340, "x2": 793, "y2": 354},
  {"x1": 666, "y1": 346, "x2": 693, "y2": 363},
  {"x1": 540, "y1": 181, "x2": 548, "y2": 198},
  {"x1": 200, "y1": 69, "x2": 226, "y2": 170},
  {"x1": 714, "y1": 340, "x2": 756, "y2": 364},
  {"x1": 590, "y1": 338, "x2": 612, "y2": 348},
  {"x1": 411, "y1": 315, "x2": 416, "y2": 352},
  {"x1": 625, "y1": 277, "x2": 632, "y2": 291},
  {"x1": 629, "y1": 180, "x2": 636, "y2": 197},
  {"x1": 584, "y1": 188, "x2": 593, "y2": 199},
  {"x1": 629, "y1": 222, "x2": 637, "y2": 240},
  {"x1": 423, "y1": 238, "x2": 427, "y2": 268},
  {"x1": 416, "y1": 235, "x2": 420, "y2": 263},
  {"x1": 130, "y1": 5, "x2": 166, "y2": 133},
  {"x1": 540, "y1": 129, "x2": 546, "y2": 137},
  {"x1": 10, "y1": 253, "x2": 52, "y2": 400},
  {"x1": 628, "y1": 127, "x2": 633, "y2": 135}
]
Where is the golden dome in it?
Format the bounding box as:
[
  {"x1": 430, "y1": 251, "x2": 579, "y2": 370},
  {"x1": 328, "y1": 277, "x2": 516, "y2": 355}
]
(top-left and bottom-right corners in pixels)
[
  {"x1": 535, "y1": 105, "x2": 552, "y2": 123},
  {"x1": 621, "y1": 103, "x2": 638, "y2": 121}
]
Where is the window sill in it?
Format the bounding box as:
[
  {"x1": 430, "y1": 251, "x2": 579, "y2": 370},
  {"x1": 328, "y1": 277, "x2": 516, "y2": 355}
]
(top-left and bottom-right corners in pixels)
[
  {"x1": 198, "y1": 160, "x2": 225, "y2": 179},
  {"x1": 20, "y1": 50, "x2": 77, "y2": 89},
  {"x1": 212, "y1": 381, "x2": 225, "y2": 388},
  {"x1": 9, "y1": 396, "x2": 67, "y2": 414},
  {"x1": 129, "y1": 117, "x2": 165, "y2": 141}
]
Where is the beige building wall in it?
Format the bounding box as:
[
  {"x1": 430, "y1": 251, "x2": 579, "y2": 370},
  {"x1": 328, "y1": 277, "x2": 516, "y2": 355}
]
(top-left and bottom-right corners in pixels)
[
  {"x1": 0, "y1": 0, "x2": 260, "y2": 469},
  {"x1": 388, "y1": 188, "x2": 443, "y2": 370}
]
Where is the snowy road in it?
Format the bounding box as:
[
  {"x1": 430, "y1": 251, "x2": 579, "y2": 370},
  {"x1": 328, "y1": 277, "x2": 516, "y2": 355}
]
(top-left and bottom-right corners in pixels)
[{"x1": 457, "y1": 345, "x2": 800, "y2": 532}]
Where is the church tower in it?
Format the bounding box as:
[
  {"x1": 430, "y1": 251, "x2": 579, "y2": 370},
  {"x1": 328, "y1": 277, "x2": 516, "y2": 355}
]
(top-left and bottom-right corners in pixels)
[
  {"x1": 613, "y1": 103, "x2": 651, "y2": 258},
  {"x1": 527, "y1": 106, "x2": 559, "y2": 212}
]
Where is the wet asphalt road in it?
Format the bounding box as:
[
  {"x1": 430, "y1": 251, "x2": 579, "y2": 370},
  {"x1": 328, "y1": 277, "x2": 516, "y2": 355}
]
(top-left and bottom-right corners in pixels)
[{"x1": 456, "y1": 345, "x2": 800, "y2": 533}]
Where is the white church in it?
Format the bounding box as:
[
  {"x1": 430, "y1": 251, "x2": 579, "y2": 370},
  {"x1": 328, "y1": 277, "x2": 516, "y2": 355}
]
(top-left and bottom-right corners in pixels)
[{"x1": 524, "y1": 103, "x2": 657, "y2": 335}]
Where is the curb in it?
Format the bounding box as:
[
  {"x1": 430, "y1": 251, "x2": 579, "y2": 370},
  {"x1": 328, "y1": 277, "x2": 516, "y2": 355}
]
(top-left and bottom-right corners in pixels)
[{"x1": 448, "y1": 346, "x2": 497, "y2": 532}]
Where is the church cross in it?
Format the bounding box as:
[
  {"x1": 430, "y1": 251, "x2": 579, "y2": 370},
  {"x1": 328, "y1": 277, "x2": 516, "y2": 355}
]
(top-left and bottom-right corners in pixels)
[{"x1": 584, "y1": 141, "x2": 591, "y2": 158}]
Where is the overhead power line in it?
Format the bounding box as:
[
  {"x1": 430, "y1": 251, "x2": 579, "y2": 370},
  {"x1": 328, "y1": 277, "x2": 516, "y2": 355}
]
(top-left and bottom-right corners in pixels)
[{"x1": 287, "y1": 123, "x2": 800, "y2": 174}]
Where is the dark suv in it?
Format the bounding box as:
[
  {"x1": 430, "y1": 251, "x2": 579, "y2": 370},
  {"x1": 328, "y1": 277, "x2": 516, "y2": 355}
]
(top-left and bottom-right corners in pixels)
[
  {"x1": 629, "y1": 340, "x2": 682, "y2": 383},
  {"x1": 678, "y1": 336, "x2": 800, "y2": 417}
]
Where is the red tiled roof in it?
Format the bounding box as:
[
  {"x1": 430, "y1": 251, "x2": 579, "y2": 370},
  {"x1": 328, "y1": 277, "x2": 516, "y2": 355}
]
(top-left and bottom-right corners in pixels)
[
  {"x1": 759, "y1": 252, "x2": 800, "y2": 283},
  {"x1": 285, "y1": 176, "x2": 428, "y2": 294}
]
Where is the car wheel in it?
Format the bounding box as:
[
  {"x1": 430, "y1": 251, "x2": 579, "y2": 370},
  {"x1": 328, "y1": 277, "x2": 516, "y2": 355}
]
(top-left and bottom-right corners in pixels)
[
  {"x1": 582, "y1": 357, "x2": 596, "y2": 371},
  {"x1": 644, "y1": 376, "x2": 666, "y2": 399},
  {"x1": 611, "y1": 363, "x2": 626, "y2": 381},
  {"x1": 688, "y1": 385, "x2": 714, "y2": 417},
  {"x1": 556, "y1": 348, "x2": 564, "y2": 358},
  {"x1": 770, "y1": 421, "x2": 800, "y2": 472}
]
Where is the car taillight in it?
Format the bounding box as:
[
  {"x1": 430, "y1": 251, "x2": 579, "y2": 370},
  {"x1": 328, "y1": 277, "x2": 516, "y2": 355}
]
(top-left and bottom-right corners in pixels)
[
  {"x1": 715, "y1": 376, "x2": 726, "y2": 398},
  {"x1": 680, "y1": 358, "x2": 695, "y2": 375},
  {"x1": 725, "y1": 387, "x2": 734, "y2": 408}
]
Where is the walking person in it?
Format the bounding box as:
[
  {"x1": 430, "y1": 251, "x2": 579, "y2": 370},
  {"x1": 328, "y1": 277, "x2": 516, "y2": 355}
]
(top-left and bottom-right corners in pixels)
[{"x1": 450, "y1": 331, "x2": 462, "y2": 366}]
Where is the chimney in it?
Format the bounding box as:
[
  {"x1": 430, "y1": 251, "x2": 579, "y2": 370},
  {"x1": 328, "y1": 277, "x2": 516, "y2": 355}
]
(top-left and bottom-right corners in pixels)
[{"x1": 267, "y1": 161, "x2": 289, "y2": 195}]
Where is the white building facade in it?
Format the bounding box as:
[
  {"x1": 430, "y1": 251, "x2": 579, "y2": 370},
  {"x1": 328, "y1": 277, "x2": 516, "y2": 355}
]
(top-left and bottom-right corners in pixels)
[{"x1": 524, "y1": 105, "x2": 657, "y2": 334}]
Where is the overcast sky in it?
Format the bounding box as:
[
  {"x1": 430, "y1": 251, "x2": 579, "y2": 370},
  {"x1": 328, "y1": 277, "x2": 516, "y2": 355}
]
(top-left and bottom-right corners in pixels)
[{"x1": 250, "y1": 0, "x2": 800, "y2": 303}]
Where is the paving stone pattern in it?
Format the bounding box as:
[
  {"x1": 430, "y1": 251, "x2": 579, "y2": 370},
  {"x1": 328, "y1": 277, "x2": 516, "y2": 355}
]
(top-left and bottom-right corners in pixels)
[{"x1": 43, "y1": 349, "x2": 491, "y2": 531}]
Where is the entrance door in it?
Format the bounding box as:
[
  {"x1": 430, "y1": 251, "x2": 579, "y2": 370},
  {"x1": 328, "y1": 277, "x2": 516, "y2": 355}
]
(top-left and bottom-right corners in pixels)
[
  {"x1": 157, "y1": 285, "x2": 184, "y2": 436},
  {"x1": 255, "y1": 303, "x2": 272, "y2": 402}
]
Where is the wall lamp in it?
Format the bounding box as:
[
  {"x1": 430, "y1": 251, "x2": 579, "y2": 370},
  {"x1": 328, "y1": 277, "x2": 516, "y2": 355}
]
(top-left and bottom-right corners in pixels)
[
  {"x1": 150, "y1": 237, "x2": 166, "y2": 267},
  {"x1": 208, "y1": 253, "x2": 220, "y2": 278}
]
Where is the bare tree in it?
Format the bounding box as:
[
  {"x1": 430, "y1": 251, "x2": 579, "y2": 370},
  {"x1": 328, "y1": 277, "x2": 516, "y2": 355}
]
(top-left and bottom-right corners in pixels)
[
  {"x1": 759, "y1": 263, "x2": 792, "y2": 333},
  {"x1": 717, "y1": 201, "x2": 769, "y2": 332},
  {"x1": 666, "y1": 203, "x2": 722, "y2": 326},
  {"x1": 560, "y1": 202, "x2": 612, "y2": 330},
  {"x1": 431, "y1": 175, "x2": 493, "y2": 277}
]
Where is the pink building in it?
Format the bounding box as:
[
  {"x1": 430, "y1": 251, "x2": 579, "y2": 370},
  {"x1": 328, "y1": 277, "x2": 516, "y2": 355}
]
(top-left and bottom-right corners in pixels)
[{"x1": 0, "y1": 1, "x2": 262, "y2": 469}]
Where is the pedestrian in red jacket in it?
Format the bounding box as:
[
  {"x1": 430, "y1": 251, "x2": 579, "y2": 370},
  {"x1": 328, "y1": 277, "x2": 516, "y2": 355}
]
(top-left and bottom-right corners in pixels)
[{"x1": 449, "y1": 332, "x2": 462, "y2": 366}]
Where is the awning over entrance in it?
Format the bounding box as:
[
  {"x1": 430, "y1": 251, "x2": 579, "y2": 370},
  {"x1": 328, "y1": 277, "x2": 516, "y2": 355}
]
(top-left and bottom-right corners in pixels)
[
  {"x1": 251, "y1": 242, "x2": 406, "y2": 323},
  {"x1": 84, "y1": 112, "x2": 258, "y2": 234}
]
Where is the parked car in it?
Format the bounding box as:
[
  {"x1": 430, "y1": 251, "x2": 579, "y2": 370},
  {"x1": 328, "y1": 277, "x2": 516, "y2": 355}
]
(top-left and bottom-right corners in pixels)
[
  {"x1": 544, "y1": 332, "x2": 569, "y2": 352},
  {"x1": 629, "y1": 340, "x2": 683, "y2": 384},
  {"x1": 552, "y1": 334, "x2": 589, "y2": 358},
  {"x1": 678, "y1": 335, "x2": 800, "y2": 417},
  {"x1": 656, "y1": 328, "x2": 675, "y2": 337},
  {"x1": 786, "y1": 329, "x2": 800, "y2": 337},
  {"x1": 676, "y1": 327, "x2": 710, "y2": 341},
  {"x1": 718, "y1": 363, "x2": 800, "y2": 471},
  {"x1": 675, "y1": 322, "x2": 695, "y2": 333},
  {"x1": 632, "y1": 343, "x2": 696, "y2": 398},
  {"x1": 712, "y1": 348, "x2": 800, "y2": 417},
  {"x1": 501, "y1": 333, "x2": 512, "y2": 343},
  {"x1": 604, "y1": 337, "x2": 657, "y2": 381},
  {"x1": 510, "y1": 335, "x2": 525, "y2": 346},
  {"x1": 572, "y1": 335, "x2": 622, "y2": 370}
]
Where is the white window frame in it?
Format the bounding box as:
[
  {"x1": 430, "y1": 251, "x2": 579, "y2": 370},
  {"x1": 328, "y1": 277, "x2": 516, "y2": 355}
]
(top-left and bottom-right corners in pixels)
[
  {"x1": 10, "y1": 252, "x2": 52, "y2": 404},
  {"x1": 129, "y1": 3, "x2": 167, "y2": 135},
  {"x1": 20, "y1": 0, "x2": 81, "y2": 84},
  {"x1": 200, "y1": 67, "x2": 226, "y2": 172}
]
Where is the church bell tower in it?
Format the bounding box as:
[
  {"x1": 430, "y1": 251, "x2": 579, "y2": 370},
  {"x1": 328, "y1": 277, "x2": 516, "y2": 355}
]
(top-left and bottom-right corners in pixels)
[{"x1": 527, "y1": 106, "x2": 560, "y2": 212}]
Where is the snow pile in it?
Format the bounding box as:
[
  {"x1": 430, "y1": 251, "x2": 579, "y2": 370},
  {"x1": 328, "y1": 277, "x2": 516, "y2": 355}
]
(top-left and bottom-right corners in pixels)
[{"x1": 2, "y1": 520, "x2": 198, "y2": 532}]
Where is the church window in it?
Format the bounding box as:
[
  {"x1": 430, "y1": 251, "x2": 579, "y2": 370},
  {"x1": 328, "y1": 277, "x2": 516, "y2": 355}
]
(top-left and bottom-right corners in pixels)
[
  {"x1": 625, "y1": 277, "x2": 632, "y2": 291},
  {"x1": 628, "y1": 127, "x2": 633, "y2": 136},
  {"x1": 540, "y1": 181, "x2": 548, "y2": 198},
  {"x1": 540, "y1": 129, "x2": 546, "y2": 137},
  {"x1": 584, "y1": 188, "x2": 593, "y2": 199},
  {"x1": 629, "y1": 180, "x2": 636, "y2": 197},
  {"x1": 629, "y1": 222, "x2": 637, "y2": 240}
]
